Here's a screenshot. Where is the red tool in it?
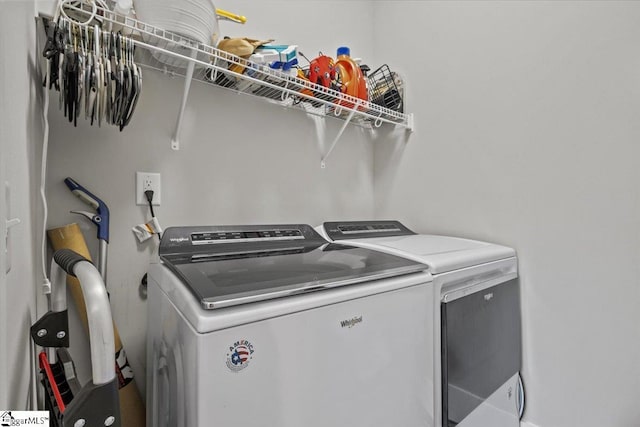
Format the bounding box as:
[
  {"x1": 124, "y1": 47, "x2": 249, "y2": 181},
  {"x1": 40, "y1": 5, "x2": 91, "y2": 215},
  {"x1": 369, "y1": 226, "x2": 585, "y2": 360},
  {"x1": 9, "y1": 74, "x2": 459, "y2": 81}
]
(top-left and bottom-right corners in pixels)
[{"x1": 307, "y1": 54, "x2": 336, "y2": 88}]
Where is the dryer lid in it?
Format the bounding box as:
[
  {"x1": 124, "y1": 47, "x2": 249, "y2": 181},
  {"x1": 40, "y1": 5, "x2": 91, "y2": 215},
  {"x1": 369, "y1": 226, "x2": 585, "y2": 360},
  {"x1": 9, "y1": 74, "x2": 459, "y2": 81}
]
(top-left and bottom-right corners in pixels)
[
  {"x1": 159, "y1": 224, "x2": 429, "y2": 309},
  {"x1": 322, "y1": 221, "x2": 515, "y2": 274}
]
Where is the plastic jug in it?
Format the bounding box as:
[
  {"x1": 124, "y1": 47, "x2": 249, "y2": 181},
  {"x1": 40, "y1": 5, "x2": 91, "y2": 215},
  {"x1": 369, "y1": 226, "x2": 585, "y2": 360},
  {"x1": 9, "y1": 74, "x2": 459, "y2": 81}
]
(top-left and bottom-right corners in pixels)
[{"x1": 334, "y1": 46, "x2": 368, "y2": 109}]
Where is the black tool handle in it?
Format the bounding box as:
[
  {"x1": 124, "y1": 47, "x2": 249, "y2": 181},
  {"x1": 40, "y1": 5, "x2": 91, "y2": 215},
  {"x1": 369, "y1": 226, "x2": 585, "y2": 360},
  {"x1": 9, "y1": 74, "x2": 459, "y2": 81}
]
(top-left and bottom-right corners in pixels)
[{"x1": 53, "y1": 249, "x2": 90, "y2": 276}]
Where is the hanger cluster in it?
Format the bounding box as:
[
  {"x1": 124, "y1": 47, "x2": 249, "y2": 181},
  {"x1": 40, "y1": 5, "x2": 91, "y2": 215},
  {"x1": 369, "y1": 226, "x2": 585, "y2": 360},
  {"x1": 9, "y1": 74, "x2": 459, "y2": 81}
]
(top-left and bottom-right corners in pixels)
[{"x1": 43, "y1": 17, "x2": 142, "y2": 130}]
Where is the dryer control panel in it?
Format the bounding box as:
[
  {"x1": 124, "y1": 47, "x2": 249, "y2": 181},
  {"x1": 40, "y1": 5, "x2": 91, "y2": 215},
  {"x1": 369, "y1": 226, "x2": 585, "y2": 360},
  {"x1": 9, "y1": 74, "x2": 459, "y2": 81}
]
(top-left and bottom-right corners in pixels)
[{"x1": 324, "y1": 220, "x2": 415, "y2": 240}]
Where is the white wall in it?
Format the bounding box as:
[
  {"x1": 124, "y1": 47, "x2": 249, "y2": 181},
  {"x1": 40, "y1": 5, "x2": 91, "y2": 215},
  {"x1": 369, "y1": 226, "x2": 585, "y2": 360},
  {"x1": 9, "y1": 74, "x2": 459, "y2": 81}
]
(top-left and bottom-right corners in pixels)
[
  {"x1": 45, "y1": 0, "x2": 376, "y2": 397},
  {"x1": 373, "y1": 2, "x2": 640, "y2": 426},
  {"x1": 0, "y1": 0, "x2": 45, "y2": 411}
]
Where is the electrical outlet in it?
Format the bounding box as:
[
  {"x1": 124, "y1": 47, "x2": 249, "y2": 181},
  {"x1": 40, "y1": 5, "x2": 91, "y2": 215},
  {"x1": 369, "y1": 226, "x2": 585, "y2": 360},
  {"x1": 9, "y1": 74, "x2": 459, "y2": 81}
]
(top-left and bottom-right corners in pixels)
[{"x1": 136, "y1": 172, "x2": 161, "y2": 206}]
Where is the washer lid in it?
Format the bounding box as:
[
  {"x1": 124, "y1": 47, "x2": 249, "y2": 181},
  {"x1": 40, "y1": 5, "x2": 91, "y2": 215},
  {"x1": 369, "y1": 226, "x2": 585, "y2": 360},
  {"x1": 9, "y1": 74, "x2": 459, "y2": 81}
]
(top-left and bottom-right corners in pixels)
[
  {"x1": 322, "y1": 221, "x2": 515, "y2": 274},
  {"x1": 160, "y1": 224, "x2": 429, "y2": 309}
]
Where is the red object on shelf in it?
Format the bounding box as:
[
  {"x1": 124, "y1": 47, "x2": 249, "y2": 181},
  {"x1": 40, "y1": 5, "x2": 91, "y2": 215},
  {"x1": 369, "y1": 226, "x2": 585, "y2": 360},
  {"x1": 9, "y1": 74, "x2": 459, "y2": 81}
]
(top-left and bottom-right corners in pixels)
[{"x1": 308, "y1": 55, "x2": 336, "y2": 88}]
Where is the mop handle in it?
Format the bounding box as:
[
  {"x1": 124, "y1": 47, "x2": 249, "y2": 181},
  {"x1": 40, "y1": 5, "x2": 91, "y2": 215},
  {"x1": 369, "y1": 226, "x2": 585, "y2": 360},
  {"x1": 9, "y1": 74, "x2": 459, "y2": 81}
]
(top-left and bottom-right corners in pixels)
[
  {"x1": 64, "y1": 177, "x2": 110, "y2": 243},
  {"x1": 64, "y1": 177, "x2": 110, "y2": 280}
]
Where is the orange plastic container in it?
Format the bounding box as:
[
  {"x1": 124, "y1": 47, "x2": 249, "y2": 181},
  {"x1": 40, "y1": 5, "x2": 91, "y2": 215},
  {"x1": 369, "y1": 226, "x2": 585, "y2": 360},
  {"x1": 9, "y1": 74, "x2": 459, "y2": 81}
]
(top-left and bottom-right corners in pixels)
[{"x1": 334, "y1": 47, "x2": 368, "y2": 109}]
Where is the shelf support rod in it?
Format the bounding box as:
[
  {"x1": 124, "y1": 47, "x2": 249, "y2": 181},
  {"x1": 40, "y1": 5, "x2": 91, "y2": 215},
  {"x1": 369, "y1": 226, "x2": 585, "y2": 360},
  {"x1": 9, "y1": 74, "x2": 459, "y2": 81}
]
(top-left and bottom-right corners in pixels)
[
  {"x1": 320, "y1": 101, "x2": 361, "y2": 168},
  {"x1": 171, "y1": 49, "x2": 198, "y2": 150}
]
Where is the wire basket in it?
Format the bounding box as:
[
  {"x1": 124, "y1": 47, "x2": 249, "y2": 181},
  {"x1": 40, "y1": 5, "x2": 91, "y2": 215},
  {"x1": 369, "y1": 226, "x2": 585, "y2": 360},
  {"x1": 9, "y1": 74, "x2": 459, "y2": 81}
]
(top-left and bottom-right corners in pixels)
[{"x1": 367, "y1": 64, "x2": 403, "y2": 113}]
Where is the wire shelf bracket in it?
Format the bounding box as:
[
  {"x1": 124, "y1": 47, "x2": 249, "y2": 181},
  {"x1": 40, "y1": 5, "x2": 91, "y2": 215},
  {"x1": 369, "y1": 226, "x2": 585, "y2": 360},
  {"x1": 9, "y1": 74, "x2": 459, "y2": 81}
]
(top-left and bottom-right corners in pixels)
[
  {"x1": 171, "y1": 49, "x2": 198, "y2": 150},
  {"x1": 320, "y1": 101, "x2": 360, "y2": 169}
]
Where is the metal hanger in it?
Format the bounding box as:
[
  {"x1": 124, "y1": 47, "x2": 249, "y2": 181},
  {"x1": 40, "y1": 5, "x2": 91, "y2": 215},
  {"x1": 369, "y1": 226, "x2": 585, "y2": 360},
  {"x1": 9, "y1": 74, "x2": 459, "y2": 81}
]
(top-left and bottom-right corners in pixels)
[
  {"x1": 43, "y1": 1, "x2": 142, "y2": 129},
  {"x1": 122, "y1": 37, "x2": 141, "y2": 129}
]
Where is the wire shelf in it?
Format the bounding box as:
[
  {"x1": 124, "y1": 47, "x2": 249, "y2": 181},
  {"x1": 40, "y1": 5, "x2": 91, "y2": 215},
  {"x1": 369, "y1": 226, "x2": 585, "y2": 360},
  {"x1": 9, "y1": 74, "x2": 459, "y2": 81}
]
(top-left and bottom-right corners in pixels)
[{"x1": 60, "y1": 2, "x2": 413, "y2": 131}]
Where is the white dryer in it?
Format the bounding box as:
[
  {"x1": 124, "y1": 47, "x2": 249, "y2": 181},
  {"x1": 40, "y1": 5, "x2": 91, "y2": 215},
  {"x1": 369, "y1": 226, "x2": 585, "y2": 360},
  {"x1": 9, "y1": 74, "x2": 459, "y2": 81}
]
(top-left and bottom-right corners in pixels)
[
  {"x1": 147, "y1": 224, "x2": 436, "y2": 427},
  {"x1": 318, "y1": 220, "x2": 524, "y2": 427}
]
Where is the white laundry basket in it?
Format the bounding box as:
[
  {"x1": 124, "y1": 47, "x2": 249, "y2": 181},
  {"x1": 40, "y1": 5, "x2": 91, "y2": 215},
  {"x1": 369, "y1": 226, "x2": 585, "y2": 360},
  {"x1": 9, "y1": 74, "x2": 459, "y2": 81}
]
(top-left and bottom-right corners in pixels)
[{"x1": 134, "y1": 0, "x2": 220, "y2": 68}]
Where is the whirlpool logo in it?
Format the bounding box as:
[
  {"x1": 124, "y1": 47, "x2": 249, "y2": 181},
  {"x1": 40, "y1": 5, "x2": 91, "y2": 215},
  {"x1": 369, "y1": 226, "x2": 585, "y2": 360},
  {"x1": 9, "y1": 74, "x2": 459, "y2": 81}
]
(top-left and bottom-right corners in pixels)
[
  {"x1": 340, "y1": 315, "x2": 363, "y2": 329},
  {"x1": 169, "y1": 237, "x2": 189, "y2": 243}
]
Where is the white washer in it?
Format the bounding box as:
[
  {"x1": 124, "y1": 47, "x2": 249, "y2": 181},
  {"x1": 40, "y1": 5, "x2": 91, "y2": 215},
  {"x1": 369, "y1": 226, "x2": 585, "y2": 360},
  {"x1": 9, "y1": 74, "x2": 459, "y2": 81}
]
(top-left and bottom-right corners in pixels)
[
  {"x1": 318, "y1": 220, "x2": 524, "y2": 427},
  {"x1": 147, "y1": 224, "x2": 436, "y2": 427}
]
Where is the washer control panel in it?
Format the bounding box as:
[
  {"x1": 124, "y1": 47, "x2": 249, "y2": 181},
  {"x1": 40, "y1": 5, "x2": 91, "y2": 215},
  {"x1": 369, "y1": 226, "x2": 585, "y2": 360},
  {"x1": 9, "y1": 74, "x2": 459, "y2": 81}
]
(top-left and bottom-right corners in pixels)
[
  {"x1": 160, "y1": 224, "x2": 324, "y2": 256},
  {"x1": 191, "y1": 229, "x2": 304, "y2": 245}
]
